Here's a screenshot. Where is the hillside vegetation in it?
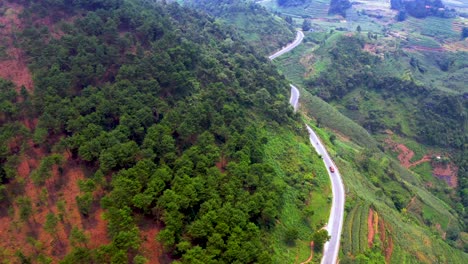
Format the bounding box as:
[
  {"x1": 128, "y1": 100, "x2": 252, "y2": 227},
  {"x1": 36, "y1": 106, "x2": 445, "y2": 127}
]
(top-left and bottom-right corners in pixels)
[
  {"x1": 0, "y1": 0, "x2": 330, "y2": 263},
  {"x1": 182, "y1": 0, "x2": 295, "y2": 54},
  {"x1": 272, "y1": 29, "x2": 467, "y2": 263}
]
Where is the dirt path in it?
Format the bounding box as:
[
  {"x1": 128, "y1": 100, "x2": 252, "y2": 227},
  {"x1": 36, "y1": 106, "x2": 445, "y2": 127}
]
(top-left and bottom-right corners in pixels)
[
  {"x1": 408, "y1": 155, "x2": 431, "y2": 168},
  {"x1": 384, "y1": 138, "x2": 433, "y2": 168},
  {"x1": 299, "y1": 241, "x2": 315, "y2": 264}
]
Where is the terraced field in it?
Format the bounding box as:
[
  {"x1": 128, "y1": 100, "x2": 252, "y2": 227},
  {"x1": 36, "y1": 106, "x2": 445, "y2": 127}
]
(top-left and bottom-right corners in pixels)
[{"x1": 342, "y1": 203, "x2": 370, "y2": 257}]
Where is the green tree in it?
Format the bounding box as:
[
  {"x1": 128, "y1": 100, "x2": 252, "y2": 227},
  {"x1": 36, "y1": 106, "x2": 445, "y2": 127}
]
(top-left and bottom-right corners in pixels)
[
  {"x1": 70, "y1": 226, "x2": 89, "y2": 248},
  {"x1": 284, "y1": 227, "x2": 299, "y2": 245},
  {"x1": 312, "y1": 229, "x2": 330, "y2": 252},
  {"x1": 44, "y1": 213, "x2": 58, "y2": 233},
  {"x1": 76, "y1": 193, "x2": 93, "y2": 216},
  {"x1": 133, "y1": 255, "x2": 148, "y2": 264},
  {"x1": 57, "y1": 199, "x2": 66, "y2": 222},
  {"x1": 17, "y1": 196, "x2": 33, "y2": 223},
  {"x1": 302, "y1": 19, "x2": 312, "y2": 31},
  {"x1": 462, "y1": 27, "x2": 468, "y2": 39}
]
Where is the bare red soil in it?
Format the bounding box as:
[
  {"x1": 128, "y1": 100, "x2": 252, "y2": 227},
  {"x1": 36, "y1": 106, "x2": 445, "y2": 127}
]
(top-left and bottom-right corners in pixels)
[
  {"x1": 0, "y1": 2, "x2": 33, "y2": 92},
  {"x1": 216, "y1": 156, "x2": 228, "y2": 173},
  {"x1": 432, "y1": 163, "x2": 458, "y2": 187},
  {"x1": 367, "y1": 208, "x2": 375, "y2": 248},
  {"x1": 0, "y1": 2, "x2": 166, "y2": 262},
  {"x1": 377, "y1": 216, "x2": 394, "y2": 262},
  {"x1": 21, "y1": 118, "x2": 38, "y2": 132},
  {"x1": 0, "y1": 138, "x2": 110, "y2": 262},
  {"x1": 386, "y1": 235, "x2": 394, "y2": 263},
  {"x1": 139, "y1": 218, "x2": 167, "y2": 264},
  {"x1": 384, "y1": 138, "x2": 414, "y2": 168},
  {"x1": 384, "y1": 137, "x2": 458, "y2": 188}
]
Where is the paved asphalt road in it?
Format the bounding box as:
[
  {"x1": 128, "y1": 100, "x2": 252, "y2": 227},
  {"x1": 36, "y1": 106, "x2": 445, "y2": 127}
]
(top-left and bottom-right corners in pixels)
[
  {"x1": 289, "y1": 84, "x2": 299, "y2": 112},
  {"x1": 306, "y1": 124, "x2": 345, "y2": 264},
  {"x1": 270, "y1": 30, "x2": 345, "y2": 264},
  {"x1": 268, "y1": 31, "x2": 304, "y2": 60}
]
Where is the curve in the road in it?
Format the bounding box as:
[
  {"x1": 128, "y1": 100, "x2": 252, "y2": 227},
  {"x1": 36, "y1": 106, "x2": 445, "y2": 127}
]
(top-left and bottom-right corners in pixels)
[
  {"x1": 306, "y1": 125, "x2": 345, "y2": 264},
  {"x1": 268, "y1": 31, "x2": 304, "y2": 60},
  {"x1": 270, "y1": 31, "x2": 345, "y2": 264},
  {"x1": 289, "y1": 84, "x2": 299, "y2": 112}
]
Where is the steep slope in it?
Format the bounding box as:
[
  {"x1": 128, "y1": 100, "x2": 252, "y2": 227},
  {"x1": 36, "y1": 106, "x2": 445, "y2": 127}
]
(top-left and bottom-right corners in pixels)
[
  {"x1": 0, "y1": 0, "x2": 330, "y2": 263},
  {"x1": 272, "y1": 31, "x2": 467, "y2": 262}
]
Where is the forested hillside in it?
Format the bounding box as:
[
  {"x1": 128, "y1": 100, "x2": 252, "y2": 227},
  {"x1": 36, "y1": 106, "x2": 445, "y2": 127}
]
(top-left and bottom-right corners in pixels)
[
  {"x1": 181, "y1": 0, "x2": 295, "y2": 54},
  {"x1": 308, "y1": 36, "x2": 466, "y2": 149},
  {"x1": 0, "y1": 0, "x2": 329, "y2": 263}
]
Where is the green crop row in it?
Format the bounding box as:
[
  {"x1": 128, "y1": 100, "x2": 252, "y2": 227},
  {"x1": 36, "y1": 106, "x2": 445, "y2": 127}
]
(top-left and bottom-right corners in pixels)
[
  {"x1": 359, "y1": 203, "x2": 370, "y2": 253},
  {"x1": 341, "y1": 202, "x2": 370, "y2": 257},
  {"x1": 342, "y1": 204, "x2": 358, "y2": 256}
]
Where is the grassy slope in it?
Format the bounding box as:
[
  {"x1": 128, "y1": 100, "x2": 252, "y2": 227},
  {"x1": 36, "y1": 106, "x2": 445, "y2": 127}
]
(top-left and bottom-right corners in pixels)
[
  {"x1": 303, "y1": 108, "x2": 467, "y2": 263},
  {"x1": 271, "y1": 28, "x2": 467, "y2": 262},
  {"x1": 264, "y1": 125, "x2": 331, "y2": 263}
]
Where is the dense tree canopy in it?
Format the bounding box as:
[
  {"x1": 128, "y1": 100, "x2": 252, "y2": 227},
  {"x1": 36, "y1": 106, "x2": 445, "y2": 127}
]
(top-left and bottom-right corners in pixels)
[{"x1": 0, "y1": 0, "x2": 309, "y2": 262}]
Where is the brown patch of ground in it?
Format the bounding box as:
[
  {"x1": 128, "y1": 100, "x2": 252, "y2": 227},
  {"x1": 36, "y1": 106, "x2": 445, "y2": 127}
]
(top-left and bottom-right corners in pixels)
[
  {"x1": 139, "y1": 218, "x2": 167, "y2": 264},
  {"x1": 384, "y1": 138, "x2": 414, "y2": 168},
  {"x1": 367, "y1": 208, "x2": 375, "y2": 248},
  {"x1": 0, "y1": 139, "x2": 110, "y2": 261},
  {"x1": 378, "y1": 217, "x2": 386, "y2": 246},
  {"x1": 363, "y1": 43, "x2": 385, "y2": 59},
  {"x1": 432, "y1": 162, "x2": 458, "y2": 187},
  {"x1": 216, "y1": 156, "x2": 228, "y2": 173},
  {"x1": 377, "y1": 216, "x2": 394, "y2": 262},
  {"x1": 21, "y1": 118, "x2": 38, "y2": 132},
  {"x1": 386, "y1": 235, "x2": 394, "y2": 263},
  {"x1": 384, "y1": 138, "x2": 458, "y2": 188},
  {"x1": 0, "y1": 2, "x2": 33, "y2": 92}
]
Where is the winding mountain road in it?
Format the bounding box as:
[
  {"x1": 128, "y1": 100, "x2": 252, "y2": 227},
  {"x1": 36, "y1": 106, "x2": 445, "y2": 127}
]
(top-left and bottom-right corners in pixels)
[
  {"x1": 306, "y1": 124, "x2": 345, "y2": 264},
  {"x1": 268, "y1": 31, "x2": 304, "y2": 60},
  {"x1": 289, "y1": 84, "x2": 299, "y2": 112},
  {"x1": 270, "y1": 31, "x2": 345, "y2": 264}
]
